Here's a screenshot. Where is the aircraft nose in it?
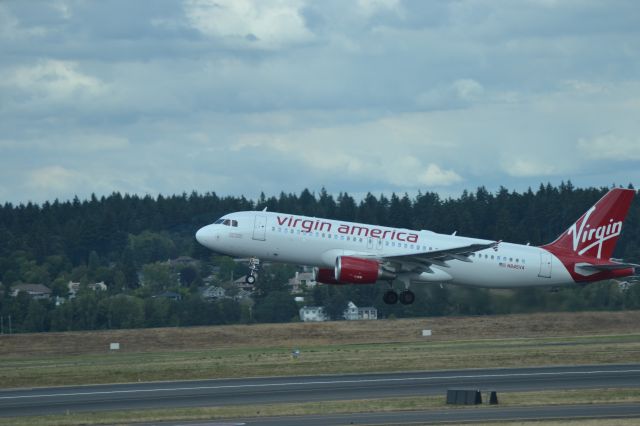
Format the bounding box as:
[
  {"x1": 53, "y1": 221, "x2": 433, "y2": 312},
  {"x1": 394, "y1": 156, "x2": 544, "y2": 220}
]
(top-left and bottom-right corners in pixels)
[{"x1": 196, "y1": 225, "x2": 217, "y2": 248}]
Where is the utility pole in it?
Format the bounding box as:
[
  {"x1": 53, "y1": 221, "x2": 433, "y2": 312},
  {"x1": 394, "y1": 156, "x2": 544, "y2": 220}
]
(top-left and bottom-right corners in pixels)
[{"x1": 8, "y1": 315, "x2": 12, "y2": 334}]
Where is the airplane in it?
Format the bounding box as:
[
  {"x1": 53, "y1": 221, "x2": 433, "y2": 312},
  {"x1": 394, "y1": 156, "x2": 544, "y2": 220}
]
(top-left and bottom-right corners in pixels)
[{"x1": 195, "y1": 188, "x2": 638, "y2": 305}]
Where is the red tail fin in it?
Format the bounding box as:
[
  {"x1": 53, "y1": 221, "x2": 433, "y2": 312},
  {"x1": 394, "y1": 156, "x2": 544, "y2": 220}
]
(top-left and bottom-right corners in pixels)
[{"x1": 542, "y1": 188, "x2": 635, "y2": 260}]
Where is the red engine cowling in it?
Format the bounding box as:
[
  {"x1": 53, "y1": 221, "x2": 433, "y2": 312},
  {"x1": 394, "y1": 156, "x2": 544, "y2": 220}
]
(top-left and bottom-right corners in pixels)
[
  {"x1": 334, "y1": 256, "x2": 382, "y2": 284},
  {"x1": 314, "y1": 268, "x2": 343, "y2": 285}
]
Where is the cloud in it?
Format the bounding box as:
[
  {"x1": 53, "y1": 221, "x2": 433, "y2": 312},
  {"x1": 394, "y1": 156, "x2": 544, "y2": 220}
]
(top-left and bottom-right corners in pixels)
[
  {"x1": 418, "y1": 163, "x2": 463, "y2": 186},
  {"x1": 2, "y1": 60, "x2": 106, "y2": 101},
  {"x1": 578, "y1": 134, "x2": 640, "y2": 161},
  {"x1": 356, "y1": 0, "x2": 402, "y2": 18},
  {"x1": 416, "y1": 79, "x2": 485, "y2": 109},
  {"x1": 26, "y1": 166, "x2": 77, "y2": 192},
  {"x1": 184, "y1": 0, "x2": 313, "y2": 49},
  {"x1": 229, "y1": 113, "x2": 464, "y2": 190},
  {"x1": 453, "y1": 79, "x2": 484, "y2": 101},
  {"x1": 1, "y1": 1, "x2": 640, "y2": 204},
  {"x1": 503, "y1": 158, "x2": 559, "y2": 178}
]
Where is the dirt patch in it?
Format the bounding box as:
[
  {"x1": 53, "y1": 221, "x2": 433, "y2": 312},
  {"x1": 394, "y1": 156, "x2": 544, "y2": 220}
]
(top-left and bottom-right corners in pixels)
[{"x1": 1, "y1": 311, "x2": 639, "y2": 358}]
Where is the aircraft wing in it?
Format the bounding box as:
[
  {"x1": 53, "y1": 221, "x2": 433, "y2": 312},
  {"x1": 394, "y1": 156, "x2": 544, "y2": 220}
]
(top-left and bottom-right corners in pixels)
[{"x1": 371, "y1": 241, "x2": 499, "y2": 272}]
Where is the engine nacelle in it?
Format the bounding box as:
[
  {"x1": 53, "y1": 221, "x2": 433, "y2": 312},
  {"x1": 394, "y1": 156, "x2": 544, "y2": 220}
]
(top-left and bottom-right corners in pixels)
[
  {"x1": 314, "y1": 268, "x2": 343, "y2": 285},
  {"x1": 334, "y1": 256, "x2": 395, "y2": 284}
]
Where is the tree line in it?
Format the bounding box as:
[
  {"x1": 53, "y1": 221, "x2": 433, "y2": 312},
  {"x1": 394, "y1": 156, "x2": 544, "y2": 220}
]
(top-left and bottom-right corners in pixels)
[{"x1": 0, "y1": 182, "x2": 639, "y2": 333}]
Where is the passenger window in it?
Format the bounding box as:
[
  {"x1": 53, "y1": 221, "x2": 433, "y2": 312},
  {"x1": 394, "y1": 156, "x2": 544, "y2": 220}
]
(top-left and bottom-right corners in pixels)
[
  {"x1": 491, "y1": 255, "x2": 494, "y2": 260},
  {"x1": 509, "y1": 258, "x2": 513, "y2": 262}
]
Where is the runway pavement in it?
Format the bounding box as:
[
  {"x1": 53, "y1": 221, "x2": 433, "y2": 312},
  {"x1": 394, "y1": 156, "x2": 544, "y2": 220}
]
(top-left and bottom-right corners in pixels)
[
  {"x1": 152, "y1": 403, "x2": 640, "y2": 425},
  {"x1": 1, "y1": 364, "x2": 639, "y2": 418}
]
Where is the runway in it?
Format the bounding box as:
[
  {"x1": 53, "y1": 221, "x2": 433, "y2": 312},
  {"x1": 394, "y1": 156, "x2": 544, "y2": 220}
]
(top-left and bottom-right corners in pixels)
[{"x1": 1, "y1": 364, "x2": 639, "y2": 418}]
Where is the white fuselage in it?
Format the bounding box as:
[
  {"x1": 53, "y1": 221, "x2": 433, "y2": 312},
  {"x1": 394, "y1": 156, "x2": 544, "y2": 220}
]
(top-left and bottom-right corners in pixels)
[{"x1": 196, "y1": 211, "x2": 575, "y2": 289}]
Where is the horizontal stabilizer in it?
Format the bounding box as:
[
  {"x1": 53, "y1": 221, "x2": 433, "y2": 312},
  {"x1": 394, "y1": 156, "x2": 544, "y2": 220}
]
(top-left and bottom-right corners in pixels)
[{"x1": 575, "y1": 262, "x2": 639, "y2": 271}]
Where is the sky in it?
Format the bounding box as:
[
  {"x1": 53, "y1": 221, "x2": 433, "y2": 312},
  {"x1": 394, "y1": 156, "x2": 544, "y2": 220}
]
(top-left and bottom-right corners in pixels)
[{"x1": 1, "y1": 0, "x2": 639, "y2": 205}]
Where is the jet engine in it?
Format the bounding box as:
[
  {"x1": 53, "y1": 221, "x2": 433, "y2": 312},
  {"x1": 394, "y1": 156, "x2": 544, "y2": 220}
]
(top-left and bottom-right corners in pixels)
[
  {"x1": 334, "y1": 256, "x2": 395, "y2": 284},
  {"x1": 314, "y1": 268, "x2": 342, "y2": 285}
]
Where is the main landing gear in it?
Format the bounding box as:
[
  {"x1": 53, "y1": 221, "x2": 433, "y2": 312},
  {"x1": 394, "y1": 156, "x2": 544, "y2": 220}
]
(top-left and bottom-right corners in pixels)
[
  {"x1": 245, "y1": 257, "x2": 260, "y2": 284},
  {"x1": 383, "y1": 289, "x2": 415, "y2": 305}
]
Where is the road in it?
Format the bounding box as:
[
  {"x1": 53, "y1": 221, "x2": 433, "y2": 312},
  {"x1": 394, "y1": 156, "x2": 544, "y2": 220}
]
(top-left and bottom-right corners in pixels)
[{"x1": 1, "y1": 364, "x2": 639, "y2": 418}]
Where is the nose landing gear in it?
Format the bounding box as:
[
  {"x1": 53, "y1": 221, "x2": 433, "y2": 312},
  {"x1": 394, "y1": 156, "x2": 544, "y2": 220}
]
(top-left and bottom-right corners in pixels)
[{"x1": 245, "y1": 257, "x2": 260, "y2": 284}]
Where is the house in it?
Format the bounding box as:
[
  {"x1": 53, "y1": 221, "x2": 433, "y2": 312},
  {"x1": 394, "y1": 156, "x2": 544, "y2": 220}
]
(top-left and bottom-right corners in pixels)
[
  {"x1": 152, "y1": 291, "x2": 182, "y2": 301},
  {"x1": 11, "y1": 284, "x2": 52, "y2": 300},
  {"x1": 202, "y1": 274, "x2": 218, "y2": 285},
  {"x1": 201, "y1": 285, "x2": 226, "y2": 301},
  {"x1": 615, "y1": 280, "x2": 637, "y2": 291},
  {"x1": 299, "y1": 306, "x2": 328, "y2": 322},
  {"x1": 288, "y1": 271, "x2": 316, "y2": 294},
  {"x1": 67, "y1": 281, "x2": 107, "y2": 298},
  {"x1": 343, "y1": 302, "x2": 377, "y2": 321},
  {"x1": 167, "y1": 256, "x2": 197, "y2": 267},
  {"x1": 234, "y1": 289, "x2": 253, "y2": 301}
]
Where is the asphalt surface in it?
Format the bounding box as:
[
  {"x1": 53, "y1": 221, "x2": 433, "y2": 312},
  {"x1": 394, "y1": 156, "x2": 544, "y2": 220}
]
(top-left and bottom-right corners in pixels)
[
  {"x1": 1, "y1": 364, "x2": 639, "y2": 419},
  {"x1": 152, "y1": 404, "x2": 640, "y2": 425}
]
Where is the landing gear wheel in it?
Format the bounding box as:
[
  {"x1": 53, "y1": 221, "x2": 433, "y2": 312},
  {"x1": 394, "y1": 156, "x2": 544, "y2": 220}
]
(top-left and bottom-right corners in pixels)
[
  {"x1": 383, "y1": 289, "x2": 398, "y2": 305},
  {"x1": 399, "y1": 290, "x2": 415, "y2": 305},
  {"x1": 246, "y1": 257, "x2": 260, "y2": 284}
]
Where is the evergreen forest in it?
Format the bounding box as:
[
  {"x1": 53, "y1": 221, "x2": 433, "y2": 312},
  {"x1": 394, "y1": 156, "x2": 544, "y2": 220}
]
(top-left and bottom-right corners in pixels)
[{"x1": 1, "y1": 182, "x2": 639, "y2": 334}]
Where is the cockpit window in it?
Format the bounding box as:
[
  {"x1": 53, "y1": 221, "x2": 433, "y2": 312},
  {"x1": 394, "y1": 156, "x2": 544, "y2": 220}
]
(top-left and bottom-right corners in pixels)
[{"x1": 215, "y1": 218, "x2": 238, "y2": 226}]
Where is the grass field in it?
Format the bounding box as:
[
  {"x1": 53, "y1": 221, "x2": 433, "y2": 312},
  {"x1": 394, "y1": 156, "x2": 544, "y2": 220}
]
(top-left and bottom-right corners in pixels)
[
  {"x1": 1, "y1": 311, "x2": 640, "y2": 388},
  {"x1": 3, "y1": 310, "x2": 640, "y2": 357}
]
